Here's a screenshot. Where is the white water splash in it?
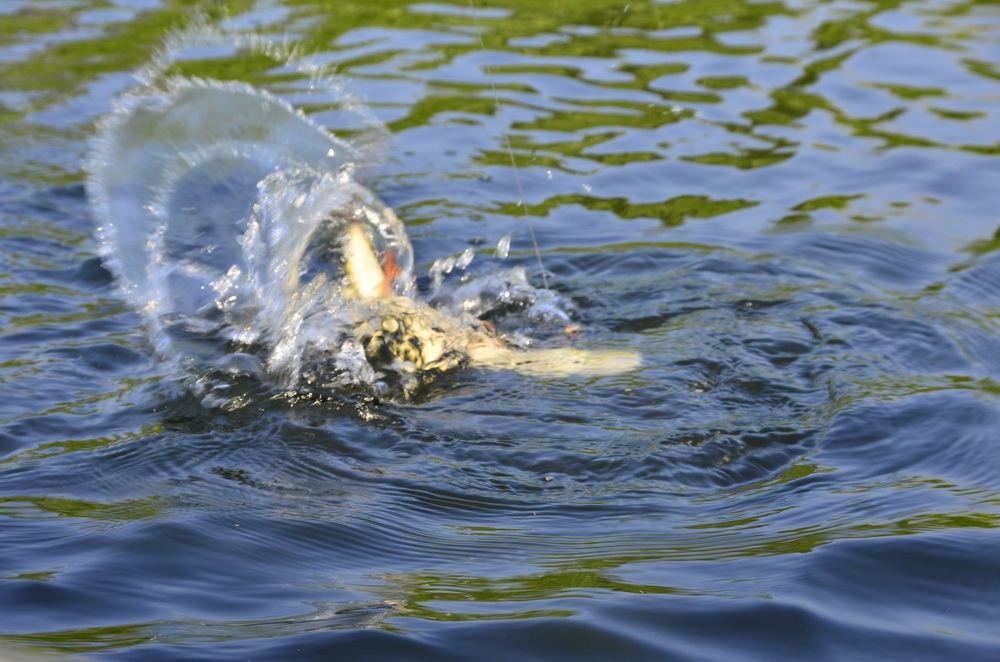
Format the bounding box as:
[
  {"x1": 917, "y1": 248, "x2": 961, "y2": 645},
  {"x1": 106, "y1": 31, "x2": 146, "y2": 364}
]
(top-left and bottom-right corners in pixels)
[{"x1": 86, "y1": 23, "x2": 564, "y2": 402}]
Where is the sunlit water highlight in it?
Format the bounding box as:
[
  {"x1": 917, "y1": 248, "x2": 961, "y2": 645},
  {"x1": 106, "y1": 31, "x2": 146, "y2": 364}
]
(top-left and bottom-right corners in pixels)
[{"x1": 1, "y1": 1, "x2": 999, "y2": 660}]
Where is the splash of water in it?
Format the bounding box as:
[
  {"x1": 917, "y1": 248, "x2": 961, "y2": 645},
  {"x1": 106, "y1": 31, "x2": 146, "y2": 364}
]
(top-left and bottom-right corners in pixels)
[{"x1": 86, "y1": 24, "x2": 562, "y2": 403}]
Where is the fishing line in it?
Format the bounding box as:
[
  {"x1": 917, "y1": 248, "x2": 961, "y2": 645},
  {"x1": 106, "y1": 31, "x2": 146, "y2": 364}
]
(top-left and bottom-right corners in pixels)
[{"x1": 467, "y1": 0, "x2": 549, "y2": 291}]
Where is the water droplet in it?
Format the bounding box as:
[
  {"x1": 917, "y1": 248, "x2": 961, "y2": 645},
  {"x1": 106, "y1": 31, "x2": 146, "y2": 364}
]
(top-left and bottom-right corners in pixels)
[
  {"x1": 496, "y1": 235, "x2": 511, "y2": 259},
  {"x1": 456, "y1": 247, "x2": 475, "y2": 270},
  {"x1": 545, "y1": 169, "x2": 553, "y2": 180}
]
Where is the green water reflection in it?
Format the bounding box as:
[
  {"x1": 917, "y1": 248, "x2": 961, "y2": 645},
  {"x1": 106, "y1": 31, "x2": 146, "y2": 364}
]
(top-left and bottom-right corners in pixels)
[{"x1": 1, "y1": 0, "x2": 999, "y2": 656}]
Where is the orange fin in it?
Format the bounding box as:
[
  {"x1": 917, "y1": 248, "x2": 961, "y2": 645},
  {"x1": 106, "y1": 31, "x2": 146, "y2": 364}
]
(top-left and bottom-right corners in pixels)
[{"x1": 380, "y1": 249, "x2": 401, "y2": 298}]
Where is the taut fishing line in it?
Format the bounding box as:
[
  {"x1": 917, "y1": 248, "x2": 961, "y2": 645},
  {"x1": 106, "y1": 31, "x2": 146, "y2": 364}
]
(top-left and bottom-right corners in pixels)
[{"x1": 467, "y1": 0, "x2": 549, "y2": 291}]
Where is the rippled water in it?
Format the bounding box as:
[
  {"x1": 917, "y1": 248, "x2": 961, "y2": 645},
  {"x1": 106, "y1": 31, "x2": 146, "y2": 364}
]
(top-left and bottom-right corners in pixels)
[{"x1": 2, "y1": 0, "x2": 1000, "y2": 659}]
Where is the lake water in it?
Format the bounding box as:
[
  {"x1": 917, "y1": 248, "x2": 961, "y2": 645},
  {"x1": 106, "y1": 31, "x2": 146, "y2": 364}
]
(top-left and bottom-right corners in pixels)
[{"x1": 1, "y1": 0, "x2": 999, "y2": 659}]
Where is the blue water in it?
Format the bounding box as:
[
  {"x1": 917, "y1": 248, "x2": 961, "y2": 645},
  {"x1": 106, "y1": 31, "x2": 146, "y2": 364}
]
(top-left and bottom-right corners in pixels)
[{"x1": 1, "y1": 0, "x2": 1000, "y2": 659}]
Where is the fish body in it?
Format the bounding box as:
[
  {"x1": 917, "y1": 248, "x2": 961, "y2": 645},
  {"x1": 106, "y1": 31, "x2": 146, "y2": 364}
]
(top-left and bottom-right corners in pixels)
[{"x1": 342, "y1": 223, "x2": 641, "y2": 380}]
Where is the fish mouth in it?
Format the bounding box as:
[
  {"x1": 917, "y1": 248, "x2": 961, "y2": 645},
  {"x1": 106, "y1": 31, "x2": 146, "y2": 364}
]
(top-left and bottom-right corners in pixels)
[{"x1": 342, "y1": 222, "x2": 405, "y2": 301}]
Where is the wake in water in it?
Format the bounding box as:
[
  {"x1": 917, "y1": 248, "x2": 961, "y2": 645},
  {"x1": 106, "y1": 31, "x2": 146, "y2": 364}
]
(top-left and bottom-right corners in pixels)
[{"x1": 86, "y1": 28, "x2": 639, "y2": 404}]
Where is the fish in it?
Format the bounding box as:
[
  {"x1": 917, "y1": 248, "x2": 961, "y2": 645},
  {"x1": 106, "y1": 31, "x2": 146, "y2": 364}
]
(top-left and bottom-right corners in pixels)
[{"x1": 341, "y1": 223, "x2": 642, "y2": 382}]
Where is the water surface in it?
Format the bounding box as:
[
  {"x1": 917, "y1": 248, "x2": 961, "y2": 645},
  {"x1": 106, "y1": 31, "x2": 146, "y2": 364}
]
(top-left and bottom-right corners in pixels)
[{"x1": 1, "y1": 0, "x2": 1000, "y2": 659}]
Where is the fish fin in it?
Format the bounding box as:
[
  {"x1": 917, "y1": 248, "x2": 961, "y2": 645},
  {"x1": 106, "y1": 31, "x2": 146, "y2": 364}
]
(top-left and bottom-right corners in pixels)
[
  {"x1": 344, "y1": 224, "x2": 387, "y2": 300},
  {"x1": 381, "y1": 250, "x2": 402, "y2": 297},
  {"x1": 469, "y1": 344, "x2": 642, "y2": 377}
]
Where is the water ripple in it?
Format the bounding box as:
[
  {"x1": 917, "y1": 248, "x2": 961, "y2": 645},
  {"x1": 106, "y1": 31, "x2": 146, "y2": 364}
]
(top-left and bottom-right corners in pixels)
[{"x1": 2, "y1": 0, "x2": 1000, "y2": 659}]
